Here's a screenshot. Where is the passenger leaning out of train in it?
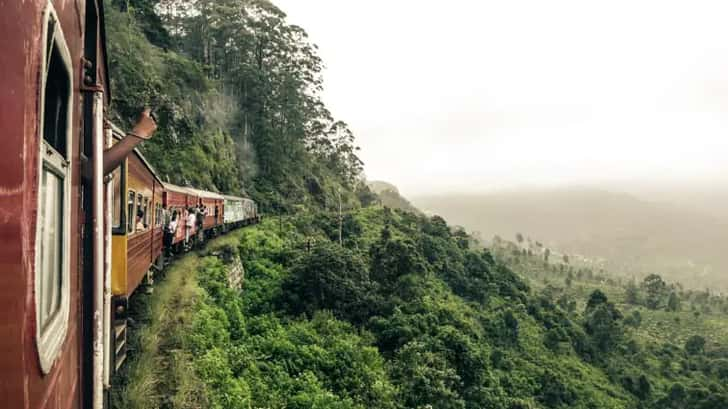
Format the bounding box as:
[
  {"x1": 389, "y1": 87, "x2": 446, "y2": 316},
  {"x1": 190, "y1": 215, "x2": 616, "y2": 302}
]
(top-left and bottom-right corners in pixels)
[
  {"x1": 196, "y1": 204, "x2": 205, "y2": 230},
  {"x1": 103, "y1": 108, "x2": 157, "y2": 176},
  {"x1": 185, "y1": 207, "x2": 196, "y2": 246},
  {"x1": 165, "y1": 210, "x2": 178, "y2": 255},
  {"x1": 135, "y1": 209, "x2": 146, "y2": 232}
]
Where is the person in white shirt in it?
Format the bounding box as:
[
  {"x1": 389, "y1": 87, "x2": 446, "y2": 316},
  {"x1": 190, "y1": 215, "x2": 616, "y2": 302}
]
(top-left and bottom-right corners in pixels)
[
  {"x1": 135, "y1": 209, "x2": 146, "y2": 232},
  {"x1": 185, "y1": 208, "x2": 196, "y2": 246},
  {"x1": 164, "y1": 210, "x2": 178, "y2": 255}
]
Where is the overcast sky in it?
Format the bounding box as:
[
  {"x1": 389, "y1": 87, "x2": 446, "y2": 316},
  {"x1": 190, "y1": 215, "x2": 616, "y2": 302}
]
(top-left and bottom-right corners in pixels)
[{"x1": 276, "y1": 0, "x2": 728, "y2": 196}]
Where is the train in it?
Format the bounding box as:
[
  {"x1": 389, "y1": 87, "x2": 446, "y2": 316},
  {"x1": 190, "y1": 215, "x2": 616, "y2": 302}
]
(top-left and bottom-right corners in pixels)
[
  {"x1": 108, "y1": 124, "x2": 259, "y2": 372},
  {"x1": 0, "y1": 2, "x2": 258, "y2": 408}
]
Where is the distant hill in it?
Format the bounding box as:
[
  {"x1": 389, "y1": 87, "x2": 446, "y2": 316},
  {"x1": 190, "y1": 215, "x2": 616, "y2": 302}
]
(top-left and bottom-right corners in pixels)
[
  {"x1": 414, "y1": 187, "x2": 728, "y2": 290},
  {"x1": 367, "y1": 180, "x2": 400, "y2": 194},
  {"x1": 367, "y1": 180, "x2": 421, "y2": 214}
]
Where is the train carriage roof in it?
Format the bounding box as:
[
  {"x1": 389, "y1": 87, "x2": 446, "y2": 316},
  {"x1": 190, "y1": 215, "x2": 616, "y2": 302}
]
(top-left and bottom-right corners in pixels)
[
  {"x1": 222, "y1": 194, "x2": 249, "y2": 202},
  {"x1": 185, "y1": 187, "x2": 225, "y2": 200},
  {"x1": 162, "y1": 183, "x2": 197, "y2": 196}
]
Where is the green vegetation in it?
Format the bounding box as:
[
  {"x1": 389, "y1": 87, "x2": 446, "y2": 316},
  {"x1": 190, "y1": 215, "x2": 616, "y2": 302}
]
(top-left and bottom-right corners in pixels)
[
  {"x1": 111, "y1": 254, "x2": 207, "y2": 408},
  {"x1": 115, "y1": 208, "x2": 728, "y2": 409},
  {"x1": 106, "y1": 2, "x2": 728, "y2": 408},
  {"x1": 493, "y1": 237, "x2": 728, "y2": 408},
  {"x1": 106, "y1": 0, "x2": 371, "y2": 212}
]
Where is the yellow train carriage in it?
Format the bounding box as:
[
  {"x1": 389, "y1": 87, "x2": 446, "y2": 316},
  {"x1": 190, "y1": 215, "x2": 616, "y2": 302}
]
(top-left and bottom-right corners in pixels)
[{"x1": 108, "y1": 125, "x2": 165, "y2": 369}]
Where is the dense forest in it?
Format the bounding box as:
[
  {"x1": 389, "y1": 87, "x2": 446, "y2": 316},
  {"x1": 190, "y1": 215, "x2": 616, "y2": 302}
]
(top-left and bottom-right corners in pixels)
[
  {"x1": 116, "y1": 209, "x2": 728, "y2": 409},
  {"x1": 106, "y1": 0, "x2": 372, "y2": 211},
  {"x1": 107, "y1": 1, "x2": 728, "y2": 408}
]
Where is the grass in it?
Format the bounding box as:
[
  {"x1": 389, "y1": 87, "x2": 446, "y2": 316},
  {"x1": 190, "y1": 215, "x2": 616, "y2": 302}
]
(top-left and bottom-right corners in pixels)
[{"x1": 112, "y1": 231, "x2": 247, "y2": 409}]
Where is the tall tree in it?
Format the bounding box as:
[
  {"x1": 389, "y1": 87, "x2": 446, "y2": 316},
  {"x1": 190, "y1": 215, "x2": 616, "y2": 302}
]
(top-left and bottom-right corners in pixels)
[{"x1": 642, "y1": 274, "x2": 667, "y2": 310}]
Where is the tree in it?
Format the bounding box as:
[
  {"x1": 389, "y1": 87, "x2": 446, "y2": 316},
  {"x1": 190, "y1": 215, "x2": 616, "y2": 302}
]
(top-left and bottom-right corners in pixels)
[
  {"x1": 370, "y1": 235, "x2": 428, "y2": 290},
  {"x1": 625, "y1": 280, "x2": 641, "y2": 305},
  {"x1": 117, "y1": 0, "x2": 172, "y2": 47},
  {"x1": 586, "y1": 289, "x2": 608, "y2": 312},
  {"x1": 537, "y1": 370, "x2": 576, "y2": 408},
  {"x1": 642, "y1": 274, "x2": 667, "y2": 310},
  {"x1": 392, "y1": 341, "x2": 465, "y2": 409},
  {"x1": 557, "y1": 294, "x2": 577, "y2": 314},
  {"x1": 666, "y1": 292, "x2": 681, "y2": 312},
  {"x1": 544, "y1": 248, "x2": 551, "y2": 263},
  {"x1": 516, "y1": 233, "x2": 524, "y2": 244},
  {"x1": 281, "y1": 243, "x2": 376, "y2": 323},
  {"x1": 544, "y1": 327, "x2": 569, "y2": 353},
  {"x1": 685, "y1": 335, "x2": 706, "y2": 355},
  {"x1": 584, "y1": 290, "x2": 623, "y2": 353},
  {"x1": 624, "y1": 310, "x2": 642, "y2": 328},
  {"x1": 636, "y1": 374, "x2": 651, "y2": 400},
  {"x1": 503, "y1": 310, "x2": 520, "y2": 344},
  {"x1": 713, "y1": 359, "x2": 728, "y2": 380}
]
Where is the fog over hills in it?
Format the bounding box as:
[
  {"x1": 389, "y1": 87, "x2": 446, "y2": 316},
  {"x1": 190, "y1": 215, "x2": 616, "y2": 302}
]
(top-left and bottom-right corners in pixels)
[
  {"x1": 413, "y1": 186, "x2": 728, "y2": 291},
  {"x1": 617, "y1": 182, "x2": 728, "y2": 222}
]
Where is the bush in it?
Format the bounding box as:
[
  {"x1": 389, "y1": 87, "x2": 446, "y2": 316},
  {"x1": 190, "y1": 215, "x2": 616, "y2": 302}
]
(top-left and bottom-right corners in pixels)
[
  {"x1": 281, "y1": 243, "x2": 378, "y2": 323},
  {"x1": 685, "y1": 336, "x2": 706, "y2": 356}
]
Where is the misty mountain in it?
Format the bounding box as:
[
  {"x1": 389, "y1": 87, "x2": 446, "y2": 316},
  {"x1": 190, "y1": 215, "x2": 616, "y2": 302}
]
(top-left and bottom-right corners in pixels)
[
  {"x1": 414, "y1": 187, "x2": 728, "y2": 290},
  {"x1": 368, "y1": 180, "x2": 421, "y2": 214},
  {"x1": 620, "y1": 183, "x2": 728, "y2": 221}
]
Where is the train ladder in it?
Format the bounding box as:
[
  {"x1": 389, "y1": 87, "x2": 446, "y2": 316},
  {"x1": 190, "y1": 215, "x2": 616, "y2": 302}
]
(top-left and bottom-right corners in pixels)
[{"x1": 113, "y1": 320, "x2": 127, "y2": 371}]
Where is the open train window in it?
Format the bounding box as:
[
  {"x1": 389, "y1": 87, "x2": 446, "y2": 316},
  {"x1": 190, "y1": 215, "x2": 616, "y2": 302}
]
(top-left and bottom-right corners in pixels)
[
  {"x1": 35, "y1": 2, "x2": 73, "y2": 374},
  {"x1": 111, "y1": 161, "x2": 126, "y2": 234},
  {"x1": 127, "y1": 191, "x2": 136, "y2": 234},
  {"x1": 136, "y1": 194, "x2": 144, "y2": 231},
  {"x1": 142, "y1": 197, "x2": 150, "y2": 227},
  {"x1": 155, "y1": 202, "x2": 163, "y2": 227}
]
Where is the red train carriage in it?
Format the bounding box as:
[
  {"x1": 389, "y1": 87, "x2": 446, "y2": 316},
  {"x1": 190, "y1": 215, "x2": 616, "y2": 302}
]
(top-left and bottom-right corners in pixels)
[
  {"x1": 186, "y1": 188, "x2": 225, "y2": 235},
  {"x1": 162, "y1": 183, "x2": 200, "y2": 250},
  {"x1": 0, "y1": 1, "x2": 120, "y2": 408}
]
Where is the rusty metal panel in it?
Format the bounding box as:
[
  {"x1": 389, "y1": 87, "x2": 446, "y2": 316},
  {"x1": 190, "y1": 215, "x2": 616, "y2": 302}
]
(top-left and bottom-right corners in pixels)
[{"x1": 0, "y1": 2, "x2": 98, "y2": 409}]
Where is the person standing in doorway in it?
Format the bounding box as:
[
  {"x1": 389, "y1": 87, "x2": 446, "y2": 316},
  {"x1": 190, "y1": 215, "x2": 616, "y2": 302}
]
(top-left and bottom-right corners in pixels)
[{"x1": 185, "y1": 207, "x2": 196, "y2": 248}]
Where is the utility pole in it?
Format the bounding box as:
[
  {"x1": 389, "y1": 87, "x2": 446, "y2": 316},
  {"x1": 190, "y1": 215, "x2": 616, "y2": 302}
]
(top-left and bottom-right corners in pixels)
[{"x1": 337, "y1": 189, "x2": 343, "y2": 246}]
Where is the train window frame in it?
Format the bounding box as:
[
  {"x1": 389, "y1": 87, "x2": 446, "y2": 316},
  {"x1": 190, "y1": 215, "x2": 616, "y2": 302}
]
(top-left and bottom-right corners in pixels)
[
  {"x1": 142, "y1": 196, "x2": 150, "y2": 228},
  {"x1": 155, "y1": 202, "x2": 163, "y2": 227},
  {"x1": 111, "y1": 160, "x2": 127, "y2": 235},
  {"x1": 136, "y1": 193, "x2": 144, "y2": 232},
  {"x1": 34, "y1": 2, "x2": 73, "y2": 375},
  {"x1": 127, "y1": 190, "x2": 136, "y2": 234}
]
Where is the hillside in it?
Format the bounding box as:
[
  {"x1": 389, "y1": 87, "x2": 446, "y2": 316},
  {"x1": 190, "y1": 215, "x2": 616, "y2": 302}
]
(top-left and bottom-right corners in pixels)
[
  {"x1": 414, "y1": 188, "x2": 728, "y2": 290},
  {"x1": 105, "y1": 0, "x2": 373, "y2": 212},
  {"x1": 367, "y1": 180, "x2": 421, "y2": 214},
  {"x1": 106, "y1": 2, "x2": 728, "y2": 409},
  {"x1": 114, "y1": 208, "x2": 728, "y2": 409}
]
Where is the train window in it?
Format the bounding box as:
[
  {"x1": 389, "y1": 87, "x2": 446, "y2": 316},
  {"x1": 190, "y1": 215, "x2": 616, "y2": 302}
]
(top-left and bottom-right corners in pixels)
[
  {"x1": 127, "y1": 191, "x2": 136, "y2": 234},
  {"x1": 112, "y1": 165, "x2": 122, "y2": 229},
  {"x1": 41, "y1": 18, "x2": 71, "y2": 157},
  {"x1": 136, "y1": 194, "x2": 144, "y2": 231},
  {"x1": 142, "y1": 197, "x2": 150, "y2": 228},
  {"x1": 155, "y1": 203, "x2": 163, "y2": 227},
  {"x1": 35, "y1": 2, "x2": 73, "y2": 374}
]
